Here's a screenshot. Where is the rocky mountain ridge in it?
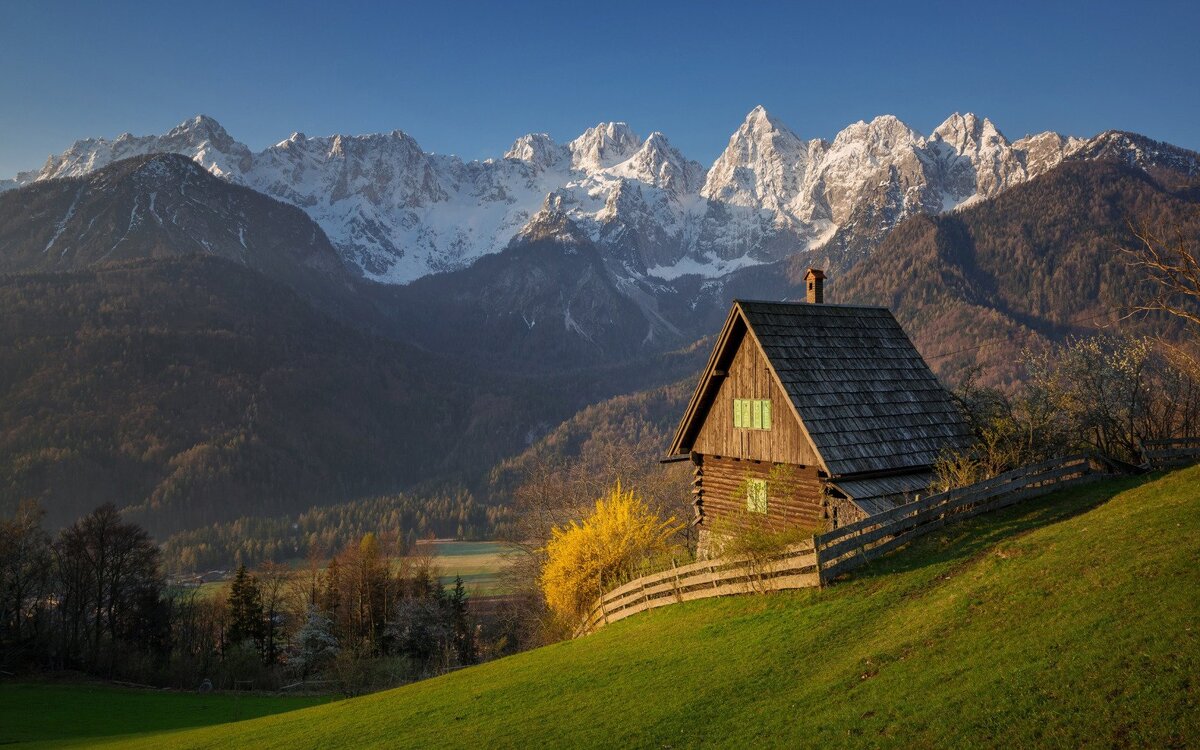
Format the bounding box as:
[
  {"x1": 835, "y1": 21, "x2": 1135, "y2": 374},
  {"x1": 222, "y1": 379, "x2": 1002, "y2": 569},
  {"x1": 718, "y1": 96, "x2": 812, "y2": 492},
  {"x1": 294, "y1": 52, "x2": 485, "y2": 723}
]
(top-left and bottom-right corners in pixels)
[{"x1": 8, "y1": 109, "x2": 1195, "y2": 284}]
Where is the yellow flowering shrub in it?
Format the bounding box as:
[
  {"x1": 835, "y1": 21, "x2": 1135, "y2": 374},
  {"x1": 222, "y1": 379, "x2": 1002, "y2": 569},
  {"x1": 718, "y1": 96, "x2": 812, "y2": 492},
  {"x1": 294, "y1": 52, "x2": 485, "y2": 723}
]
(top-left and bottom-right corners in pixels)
[{"x1": 540, "y1": 482, "x2": 681, "y2": 623}]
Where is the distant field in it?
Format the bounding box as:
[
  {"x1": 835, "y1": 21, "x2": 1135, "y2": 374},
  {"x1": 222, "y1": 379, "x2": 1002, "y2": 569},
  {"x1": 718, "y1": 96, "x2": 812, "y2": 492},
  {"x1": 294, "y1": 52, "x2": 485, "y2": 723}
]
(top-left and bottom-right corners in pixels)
[
  {"x1": 0, "y1": 682, "x2": 334, "y2": 748},
  {"x1": 188, "y1": 540, "x2": 517, "y2": 600},
  {"x1": 420, "y1": 540, "x2": 517, "y2": 596}
]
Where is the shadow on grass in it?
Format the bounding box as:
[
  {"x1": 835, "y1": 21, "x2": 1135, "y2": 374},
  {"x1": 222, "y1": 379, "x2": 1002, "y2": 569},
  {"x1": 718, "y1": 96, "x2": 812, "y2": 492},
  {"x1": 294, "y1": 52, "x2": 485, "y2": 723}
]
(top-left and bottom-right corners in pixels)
[
  {"x1": 0, "y1": 682, "x2": 333, "y2": 746},
  {"x1": 837, "y1": 473, "x2": 1153, "y2": 583}
]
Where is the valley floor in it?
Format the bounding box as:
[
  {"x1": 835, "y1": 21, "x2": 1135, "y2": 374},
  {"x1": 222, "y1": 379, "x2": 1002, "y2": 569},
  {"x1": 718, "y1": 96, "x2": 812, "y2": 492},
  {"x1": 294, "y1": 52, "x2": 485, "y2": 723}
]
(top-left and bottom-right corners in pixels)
[{"x1": 13, "y1": 467, "x2": 1200, "y2": 748}]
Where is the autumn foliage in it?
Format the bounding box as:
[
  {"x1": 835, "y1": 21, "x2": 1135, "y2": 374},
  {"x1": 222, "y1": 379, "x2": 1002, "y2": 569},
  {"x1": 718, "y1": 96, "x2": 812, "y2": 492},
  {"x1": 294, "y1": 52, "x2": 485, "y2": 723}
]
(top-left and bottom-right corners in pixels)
[{"x1": 540, "y1": 483, "x2": 681, "y2": 623}]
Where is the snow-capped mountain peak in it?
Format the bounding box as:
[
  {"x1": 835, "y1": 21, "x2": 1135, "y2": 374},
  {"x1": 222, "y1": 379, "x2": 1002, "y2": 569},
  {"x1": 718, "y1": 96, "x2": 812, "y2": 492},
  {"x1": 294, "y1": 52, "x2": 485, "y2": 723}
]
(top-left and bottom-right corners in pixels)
[
  {"x1": 569, "y1": 122, "x2": 643, "y2": 171},
  {"x1": 5, "y1": 109, "x2": 1194, "y2": 285},
  {"x1": 504, "y1": 133, "x2": 568, "y2": 171},
  {"x1": 830, "y1": 115, "x2": 923, "y2": 155},
  {"x1": 742, "y1": 104, "x2": 787, "y2": 132},
  {"x1": 609, "y1": 132, "x2": 705, "y2": 195},
  {"x1": 930, "y1": 112, "x2": 1007, "y2": 150},
  {"x1": 701, "y1": 105, "x2": 809, "y2": 206},
  {"x1": 24, "y1": 113, "x2": 254, "y2": 184},
  {"x1": 927, "y1": 112, "x2": 1025, "y2": 206}
]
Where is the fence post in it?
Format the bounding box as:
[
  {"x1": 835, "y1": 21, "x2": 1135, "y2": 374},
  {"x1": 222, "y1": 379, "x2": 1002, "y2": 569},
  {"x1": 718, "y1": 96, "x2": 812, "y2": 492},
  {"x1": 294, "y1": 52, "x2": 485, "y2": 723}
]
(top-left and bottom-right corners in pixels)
[
  {"x1": 813, "y1": 535, "x2": 825, "y2": 588},
  {"x1": 599, "y1": 576, "x2": 609, "y2": 626},
  {"x1": 672, "y1": 559, "x2": 683, "y2": 603}
]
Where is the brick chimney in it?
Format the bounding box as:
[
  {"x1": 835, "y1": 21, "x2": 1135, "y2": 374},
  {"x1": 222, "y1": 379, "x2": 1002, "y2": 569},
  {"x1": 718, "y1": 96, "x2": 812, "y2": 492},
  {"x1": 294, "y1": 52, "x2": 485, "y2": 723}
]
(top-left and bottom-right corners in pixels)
[{"x1": 804, "y1": 268, "x2": 826, "y2": 304}]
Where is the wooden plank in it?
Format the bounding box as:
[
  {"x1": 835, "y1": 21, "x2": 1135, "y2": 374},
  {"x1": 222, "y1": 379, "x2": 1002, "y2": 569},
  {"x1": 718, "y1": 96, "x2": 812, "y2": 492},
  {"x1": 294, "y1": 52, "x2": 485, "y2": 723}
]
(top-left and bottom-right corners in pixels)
[
  {"x1": 757, "y1": 572, "x2": 820, "y2": 590},
  {"x1": 819, "y1": 488, "x2": 953, "y2": 541},
  {"x1": 820, "y1": 453, "x2": 1092, "y2": 542},
  {"x1": 604, "y1": 589, "x2": 646, "y2": 613},
  {"x1": 642, "y1": 578, "x2": 682, "y2": 600},
  {"x1": 692, "y1": 334, "x2": 820, "y2": 466},
  {"x1": 588, "y1": 553, "x2": 823, "y2": 632},
  {"x1": 603, "y1": 578, "x2": 644, "y2": 603}
]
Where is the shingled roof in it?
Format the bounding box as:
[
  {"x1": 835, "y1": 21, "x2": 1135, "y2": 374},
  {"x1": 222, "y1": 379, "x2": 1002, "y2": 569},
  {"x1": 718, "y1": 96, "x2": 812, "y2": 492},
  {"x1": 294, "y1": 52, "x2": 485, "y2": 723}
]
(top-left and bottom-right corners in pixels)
[{"x1": 669, "y1": 300, "x2": 971, "y2": 477}]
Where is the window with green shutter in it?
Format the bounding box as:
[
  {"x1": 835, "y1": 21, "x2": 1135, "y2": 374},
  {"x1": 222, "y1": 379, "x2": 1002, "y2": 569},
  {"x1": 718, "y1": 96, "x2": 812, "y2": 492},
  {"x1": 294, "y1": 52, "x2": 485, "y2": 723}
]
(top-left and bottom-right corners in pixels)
[
  {"x1": 747, "y1": 478, "x2": 768, "y2": 513},
  {"x1": 733, "y1": 399, "x2": 772, "y2": 431}
]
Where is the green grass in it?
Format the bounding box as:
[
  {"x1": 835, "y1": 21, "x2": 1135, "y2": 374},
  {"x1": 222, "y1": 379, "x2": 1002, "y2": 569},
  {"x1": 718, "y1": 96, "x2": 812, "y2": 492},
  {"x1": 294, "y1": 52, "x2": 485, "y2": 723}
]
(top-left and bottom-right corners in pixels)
[
  {"x1": 29, "y1": 468, "x2": 1200, "y2": 748},
  {"x1": 0, "y1": 682, "x2": 335, "y2": 747}
]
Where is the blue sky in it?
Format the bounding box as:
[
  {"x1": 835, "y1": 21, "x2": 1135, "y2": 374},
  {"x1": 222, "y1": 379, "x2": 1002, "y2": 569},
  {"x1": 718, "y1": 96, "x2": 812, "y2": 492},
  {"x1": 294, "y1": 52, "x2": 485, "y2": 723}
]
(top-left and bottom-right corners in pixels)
[{"x1": 2, "y1": 0, "x2": 1198, "y2": 176}]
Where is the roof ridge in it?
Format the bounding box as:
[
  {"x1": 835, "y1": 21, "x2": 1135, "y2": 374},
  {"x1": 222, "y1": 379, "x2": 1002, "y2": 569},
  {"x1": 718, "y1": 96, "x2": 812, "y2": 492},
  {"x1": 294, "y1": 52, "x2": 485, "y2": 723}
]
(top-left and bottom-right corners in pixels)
[{"x1": 733, "y1": 299, "x2": 892, "y2": 311}]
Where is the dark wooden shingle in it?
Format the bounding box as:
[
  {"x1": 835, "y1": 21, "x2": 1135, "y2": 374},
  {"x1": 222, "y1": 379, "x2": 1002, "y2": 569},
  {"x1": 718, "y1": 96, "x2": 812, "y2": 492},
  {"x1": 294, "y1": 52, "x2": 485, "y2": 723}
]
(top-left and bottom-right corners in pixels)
[{"x1": 738, "y1": 300, "x2": 971, "y2": 477}]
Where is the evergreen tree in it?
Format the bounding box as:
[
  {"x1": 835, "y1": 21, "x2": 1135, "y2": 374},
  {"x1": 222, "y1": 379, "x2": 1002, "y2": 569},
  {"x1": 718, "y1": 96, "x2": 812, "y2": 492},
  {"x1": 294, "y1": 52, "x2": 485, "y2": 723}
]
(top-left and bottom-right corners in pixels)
[
  {"x1": 226, "y1": 564, "x2": 265, "y2": 652},
  {"x1": 448, "y1": 575, "x2": 476, "y2": 665}
]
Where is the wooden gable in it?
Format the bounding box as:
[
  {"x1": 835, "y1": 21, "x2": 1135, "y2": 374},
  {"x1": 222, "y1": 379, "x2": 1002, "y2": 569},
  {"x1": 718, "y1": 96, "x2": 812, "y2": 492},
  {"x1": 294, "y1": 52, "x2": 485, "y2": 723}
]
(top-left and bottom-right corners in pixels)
[
  {"x1": 668, "y1": 305, "x2": 823, "y2": 470},
  {"x1": 692, "y1": 328, "x2": 821, "y2": 467}
]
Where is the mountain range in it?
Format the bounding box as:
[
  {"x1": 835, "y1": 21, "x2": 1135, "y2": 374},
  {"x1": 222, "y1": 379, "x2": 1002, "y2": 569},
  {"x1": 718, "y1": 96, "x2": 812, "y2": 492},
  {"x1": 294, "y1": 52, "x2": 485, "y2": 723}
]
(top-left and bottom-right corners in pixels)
[{"x1": 7, "y1": 108, "x2": 1196, "y2": 288}]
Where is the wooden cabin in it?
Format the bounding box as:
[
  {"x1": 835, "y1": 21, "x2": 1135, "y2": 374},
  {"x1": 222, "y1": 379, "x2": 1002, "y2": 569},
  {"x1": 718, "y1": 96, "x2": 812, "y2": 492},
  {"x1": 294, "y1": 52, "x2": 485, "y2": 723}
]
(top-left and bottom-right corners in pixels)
[{"x1": 665, "y1": 270, "x2": 971, "y2": 556}]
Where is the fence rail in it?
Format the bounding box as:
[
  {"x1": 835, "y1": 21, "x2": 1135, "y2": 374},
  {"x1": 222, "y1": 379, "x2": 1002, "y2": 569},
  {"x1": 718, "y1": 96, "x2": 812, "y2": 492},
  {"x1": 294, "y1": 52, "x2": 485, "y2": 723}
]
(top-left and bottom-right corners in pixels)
[
  {"x1": 576, "y1": 452, "x2": 1112, "y2": 637},
  {"x1": 576, "y1": 540, "x2": 818, "y2": 635},
  {"x1": 1141, "y1": 438, "x2": 1200, "y2": 469}
]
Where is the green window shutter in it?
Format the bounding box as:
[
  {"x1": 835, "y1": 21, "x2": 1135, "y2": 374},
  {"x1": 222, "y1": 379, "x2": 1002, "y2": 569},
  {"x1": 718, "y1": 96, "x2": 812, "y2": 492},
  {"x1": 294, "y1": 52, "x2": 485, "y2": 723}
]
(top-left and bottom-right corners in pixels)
[
  {"x1": 733, "y1": 399, "x2": 742, "y2": 428},
  {"x1": 747, "y1": 479, "x2": 768, "y2": 513},
  {"x1": 751, "y1": 399, "x2": 762, "y2": 429},
  {"x1": 762, "y1": 400, "x2": 772, "y2": 430},
  {"x1": 740, "y1": 399, "x2": 751, "y2": 428}
]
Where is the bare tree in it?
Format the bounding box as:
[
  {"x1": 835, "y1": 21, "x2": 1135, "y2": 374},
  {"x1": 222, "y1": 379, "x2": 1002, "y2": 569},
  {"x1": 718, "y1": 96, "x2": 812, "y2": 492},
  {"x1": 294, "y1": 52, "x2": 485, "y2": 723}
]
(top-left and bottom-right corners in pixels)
[
  {"x1": 53, "y1": 504, "x2": 162, "y2": 673},
  {"x1": 0, "y1": 501, "x2": 53, "y2": 663},
  {"x1": 1123, "y1": 222, "x2": 1200, "y2": 331},
  {"x1": 257, "y1": 561, "x2": 290, "y2": 665}
]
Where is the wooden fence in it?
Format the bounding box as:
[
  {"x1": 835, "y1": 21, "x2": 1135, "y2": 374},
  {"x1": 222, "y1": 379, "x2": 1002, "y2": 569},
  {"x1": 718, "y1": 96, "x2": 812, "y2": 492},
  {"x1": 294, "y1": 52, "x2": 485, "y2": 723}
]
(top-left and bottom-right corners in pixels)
[
  {"x1": 813, "y1": 453, "x2": 1102, "y2": 583},
  {"x1": 1141, "y1": 437, "x2": 1200, "y2": 469},
  {"x1": 576, "y1": 539, "x2": 819, "y2": 636},
  {"x1": 576, "y1": 453, "x2": 1107, "y2": 636}
]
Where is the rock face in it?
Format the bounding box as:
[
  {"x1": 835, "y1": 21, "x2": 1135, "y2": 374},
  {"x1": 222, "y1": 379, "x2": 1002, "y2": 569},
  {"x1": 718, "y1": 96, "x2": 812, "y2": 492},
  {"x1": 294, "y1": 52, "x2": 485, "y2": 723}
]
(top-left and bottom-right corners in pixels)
[{"x1": 5, "y1": 110, "x2": 1198, "y2": 284}]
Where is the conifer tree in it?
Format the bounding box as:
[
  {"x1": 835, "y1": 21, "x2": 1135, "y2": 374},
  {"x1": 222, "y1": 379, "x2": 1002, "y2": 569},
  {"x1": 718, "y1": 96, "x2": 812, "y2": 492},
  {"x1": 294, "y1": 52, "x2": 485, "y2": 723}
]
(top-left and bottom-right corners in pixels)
[
  {"x1": 226, "y1": 564, "x2": 265, "y2": 652},
  {"x1": 448, "y1": 575, "x2": 476, "y2": 665}
]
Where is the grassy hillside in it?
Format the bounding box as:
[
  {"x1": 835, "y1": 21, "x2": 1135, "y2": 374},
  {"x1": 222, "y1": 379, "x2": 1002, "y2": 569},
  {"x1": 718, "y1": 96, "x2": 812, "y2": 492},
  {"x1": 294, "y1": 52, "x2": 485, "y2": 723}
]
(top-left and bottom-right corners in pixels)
[{"x1": 55, "y1": 467, "x2": 1200, "y2": 748}]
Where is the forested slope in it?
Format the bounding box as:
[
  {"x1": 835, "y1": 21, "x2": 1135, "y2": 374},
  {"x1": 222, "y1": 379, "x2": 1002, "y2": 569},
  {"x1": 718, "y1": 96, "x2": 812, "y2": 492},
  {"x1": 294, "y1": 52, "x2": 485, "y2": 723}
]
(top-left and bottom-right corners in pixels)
[
  {"x1": 830, "y1": 160, "x2": 1200, "y2": 386},
  {"x1": 0, "y1": 257, "x2": 555, "y2": 534}
]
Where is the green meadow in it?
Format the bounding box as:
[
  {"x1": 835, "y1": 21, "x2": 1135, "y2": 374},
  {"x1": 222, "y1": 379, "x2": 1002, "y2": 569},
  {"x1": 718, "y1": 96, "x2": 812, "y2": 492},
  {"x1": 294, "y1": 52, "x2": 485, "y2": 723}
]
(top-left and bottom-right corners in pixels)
[{"x1": 11, "y1": 467, "x2": 1199, "y2": 748}]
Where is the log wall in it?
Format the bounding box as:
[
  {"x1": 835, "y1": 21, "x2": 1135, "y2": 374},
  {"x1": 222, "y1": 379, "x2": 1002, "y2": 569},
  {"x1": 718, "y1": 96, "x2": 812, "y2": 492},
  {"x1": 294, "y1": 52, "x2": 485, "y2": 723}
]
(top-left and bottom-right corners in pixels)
[{"x1": 694, "y1": 455, "x2": 824, "y2": 534}]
